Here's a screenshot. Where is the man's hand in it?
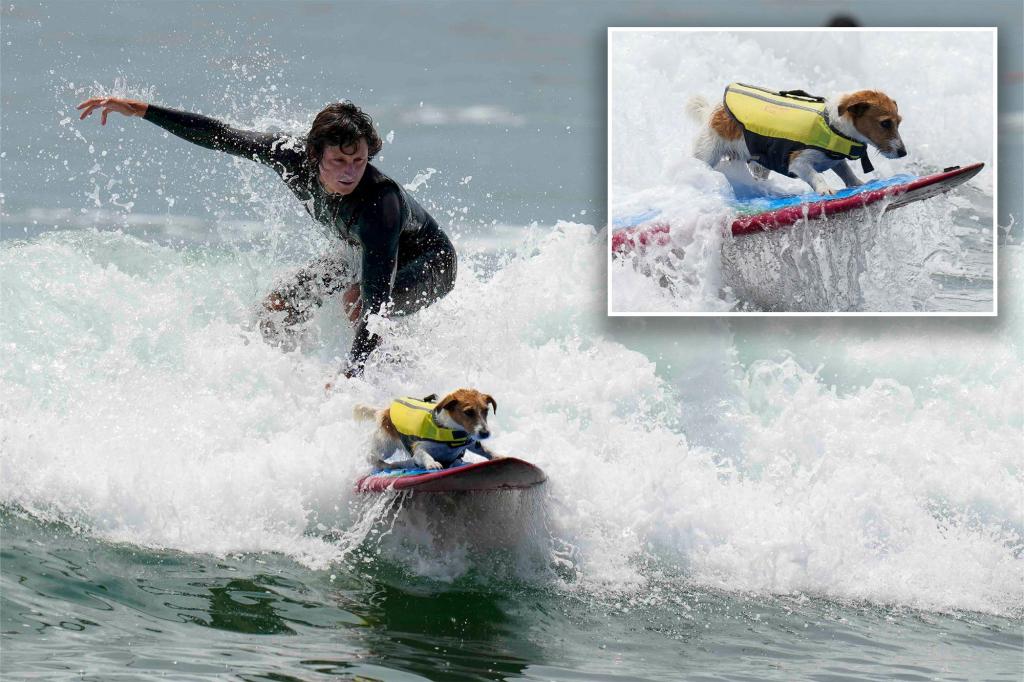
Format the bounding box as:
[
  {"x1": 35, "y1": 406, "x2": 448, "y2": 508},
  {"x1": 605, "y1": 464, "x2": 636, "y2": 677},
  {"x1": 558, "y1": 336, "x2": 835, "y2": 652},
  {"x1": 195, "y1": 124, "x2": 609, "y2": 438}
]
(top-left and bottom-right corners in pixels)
[
  {"x1": 77, "y1": 97, "x2": 149, "y2": 126},
  {"x1": 342, "y1": 361, "x2": 363, "y2": 379},
  {"x1": 324, "y1": 360, "x2": 362, "y2": 392}
]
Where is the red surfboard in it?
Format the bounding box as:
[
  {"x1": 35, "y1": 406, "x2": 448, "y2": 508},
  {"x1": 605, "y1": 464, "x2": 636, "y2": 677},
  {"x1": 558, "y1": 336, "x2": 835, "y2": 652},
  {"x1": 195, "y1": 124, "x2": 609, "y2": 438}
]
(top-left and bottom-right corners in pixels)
[
  {"x1": 611, "y1": 162, "x2": 984, "y2": 255},
  {"x1": 355, "y1": 457, "x2": 547, "y2": 493}
]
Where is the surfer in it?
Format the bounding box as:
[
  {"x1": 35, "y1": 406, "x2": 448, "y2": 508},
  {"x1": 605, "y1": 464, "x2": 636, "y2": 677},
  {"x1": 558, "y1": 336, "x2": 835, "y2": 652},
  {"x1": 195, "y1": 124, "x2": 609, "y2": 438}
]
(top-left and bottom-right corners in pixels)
[{"x1": 76, "y1": 97, "x2": 457, "y2": 379}]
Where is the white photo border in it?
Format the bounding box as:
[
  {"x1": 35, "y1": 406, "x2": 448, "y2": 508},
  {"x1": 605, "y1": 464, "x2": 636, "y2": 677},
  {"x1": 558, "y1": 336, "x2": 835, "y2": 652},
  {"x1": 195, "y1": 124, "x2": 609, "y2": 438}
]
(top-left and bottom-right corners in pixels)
[{"x1": 605, "y1": 26, "x2": 999, "y2": 318}]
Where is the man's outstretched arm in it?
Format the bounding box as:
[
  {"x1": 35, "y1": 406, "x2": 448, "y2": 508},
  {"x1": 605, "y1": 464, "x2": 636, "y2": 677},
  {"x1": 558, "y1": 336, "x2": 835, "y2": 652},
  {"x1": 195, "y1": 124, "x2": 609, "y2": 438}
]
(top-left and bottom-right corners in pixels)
[{"x1": 77, "y1": 96, "x2": 302, "y2": 172}]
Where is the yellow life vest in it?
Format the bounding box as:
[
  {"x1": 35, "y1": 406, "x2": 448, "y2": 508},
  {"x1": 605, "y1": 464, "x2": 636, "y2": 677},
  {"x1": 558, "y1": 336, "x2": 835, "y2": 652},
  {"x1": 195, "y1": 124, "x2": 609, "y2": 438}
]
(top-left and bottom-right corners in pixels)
[
  {"x1": 722, "y1": 83, "x2": 871, "y2": 176},
  {"x1": 390, "y1": 397, "x2": 470, "y2": 448}
]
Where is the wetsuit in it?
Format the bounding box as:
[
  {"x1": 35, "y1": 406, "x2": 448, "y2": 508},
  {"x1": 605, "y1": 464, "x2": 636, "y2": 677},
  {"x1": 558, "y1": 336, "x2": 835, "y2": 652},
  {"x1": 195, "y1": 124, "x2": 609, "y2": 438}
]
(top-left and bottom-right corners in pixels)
[{"x1": 142, "y1": 105, "x2": 457, "y2": 375}]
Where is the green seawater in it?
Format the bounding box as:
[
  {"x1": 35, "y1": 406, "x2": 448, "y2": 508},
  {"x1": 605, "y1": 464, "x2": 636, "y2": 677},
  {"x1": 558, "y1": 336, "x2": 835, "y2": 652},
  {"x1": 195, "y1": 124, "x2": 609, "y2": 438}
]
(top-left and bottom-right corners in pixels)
[{"x1": 3, "y1": 507, "x2": 1020, "y2": 681}]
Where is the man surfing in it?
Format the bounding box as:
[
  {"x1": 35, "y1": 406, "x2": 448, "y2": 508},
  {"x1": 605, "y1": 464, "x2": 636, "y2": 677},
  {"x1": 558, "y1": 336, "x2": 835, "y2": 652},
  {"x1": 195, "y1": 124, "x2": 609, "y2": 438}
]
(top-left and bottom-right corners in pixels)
[{"x1": 77, "y1": 97, "x2": 457, "y2": 379}]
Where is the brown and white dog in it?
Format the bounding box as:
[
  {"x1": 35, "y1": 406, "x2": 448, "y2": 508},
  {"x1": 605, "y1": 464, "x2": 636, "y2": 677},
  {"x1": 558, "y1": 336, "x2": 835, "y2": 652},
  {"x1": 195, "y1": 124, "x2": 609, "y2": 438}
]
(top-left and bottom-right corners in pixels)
[
  {"x1": 687, "y1": 88, "x2": 907, "y2": 195},
  {"x1": 354, "y1": 388, "x2": 502, "y2": 471}
]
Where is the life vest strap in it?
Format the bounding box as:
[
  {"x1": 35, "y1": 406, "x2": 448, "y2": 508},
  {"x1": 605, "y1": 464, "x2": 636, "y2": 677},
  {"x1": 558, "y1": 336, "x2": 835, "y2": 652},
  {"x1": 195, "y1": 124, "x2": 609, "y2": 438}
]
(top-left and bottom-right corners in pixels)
[
  {"x1": 860, "y1": 153, "x2": 874, "y2": 174},
  {"x1": 777, "y1": 89, "x2": 826, "y2": 103}
]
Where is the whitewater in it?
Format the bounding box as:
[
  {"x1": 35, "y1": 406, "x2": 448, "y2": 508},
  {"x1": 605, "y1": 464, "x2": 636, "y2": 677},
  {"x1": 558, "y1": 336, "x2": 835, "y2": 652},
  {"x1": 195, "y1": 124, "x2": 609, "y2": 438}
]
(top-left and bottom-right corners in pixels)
[{"x1": 3, "y1": 206, "x2": 1021, "y2": 615}]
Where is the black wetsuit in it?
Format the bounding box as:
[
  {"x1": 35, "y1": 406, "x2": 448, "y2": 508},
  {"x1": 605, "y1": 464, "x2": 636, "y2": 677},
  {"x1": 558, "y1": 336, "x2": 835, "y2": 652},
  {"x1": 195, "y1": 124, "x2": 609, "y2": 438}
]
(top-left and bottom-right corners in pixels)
[{"x1": 143, "y1": 104, "x2": 457, "y2": 375}]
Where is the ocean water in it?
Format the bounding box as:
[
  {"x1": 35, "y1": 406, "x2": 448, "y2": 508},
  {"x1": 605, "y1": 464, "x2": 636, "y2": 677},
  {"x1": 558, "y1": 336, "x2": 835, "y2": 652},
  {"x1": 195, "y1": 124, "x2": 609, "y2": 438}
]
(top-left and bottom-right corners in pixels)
[
  {"x1": 2, "y1": 2, "x2": 1023, "y2": 680},
  {"x1": 609, "y1": 29, "x2": 998, "y2": 313}
]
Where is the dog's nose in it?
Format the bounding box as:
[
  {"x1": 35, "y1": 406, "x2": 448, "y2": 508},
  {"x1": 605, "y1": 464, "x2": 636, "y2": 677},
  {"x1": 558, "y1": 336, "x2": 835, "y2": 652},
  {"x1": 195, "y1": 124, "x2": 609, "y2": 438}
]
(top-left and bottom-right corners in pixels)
[
  {"x1": 479, "y1": 430, "x2": 490, "y2": 439},
  {"x1": 896, "y1": 148, "x2": 907, "y2": 158}
]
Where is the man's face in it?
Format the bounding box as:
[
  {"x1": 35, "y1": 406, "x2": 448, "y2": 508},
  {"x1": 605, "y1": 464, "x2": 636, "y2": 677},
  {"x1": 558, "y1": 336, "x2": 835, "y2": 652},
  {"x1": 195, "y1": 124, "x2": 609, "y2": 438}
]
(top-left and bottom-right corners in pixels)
[{"x1": 318, "y1": 139, "x2": 369, "y2": 195}]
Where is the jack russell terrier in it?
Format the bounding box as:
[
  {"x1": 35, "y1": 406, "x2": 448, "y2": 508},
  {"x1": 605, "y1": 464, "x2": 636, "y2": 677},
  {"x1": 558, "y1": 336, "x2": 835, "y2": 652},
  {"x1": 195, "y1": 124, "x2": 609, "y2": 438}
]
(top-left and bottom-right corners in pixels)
[
  {"x1": 355, "y1": 389, "x2": 502, "y2": 471},
  {"x1": 688, "y1": 82, "x2": 906, "y2": 195}
]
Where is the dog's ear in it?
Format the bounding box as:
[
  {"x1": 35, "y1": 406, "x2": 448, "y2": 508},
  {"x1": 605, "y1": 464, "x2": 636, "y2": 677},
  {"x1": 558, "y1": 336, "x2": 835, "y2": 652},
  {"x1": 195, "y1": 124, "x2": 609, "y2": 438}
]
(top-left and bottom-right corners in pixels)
[
  {"x1": 840, "y1": 101, "x2": 871, "y2": 118},
  {"x1": 485, "y1": 395, "x2": 497, "y2": 414},
  {"x1": 437, "y1": 394, "x2": 459, "y2": 413}
]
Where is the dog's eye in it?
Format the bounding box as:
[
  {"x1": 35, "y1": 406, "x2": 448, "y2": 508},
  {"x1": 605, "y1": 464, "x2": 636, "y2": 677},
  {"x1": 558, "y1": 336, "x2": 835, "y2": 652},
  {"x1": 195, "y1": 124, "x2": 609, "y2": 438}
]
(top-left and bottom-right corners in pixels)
[
  {"x1": 464, "y1": 408, "x2": 475, "y2": 416},
  {"x1": 880, "y1": 120, "x2": 893, "y2": 130}
]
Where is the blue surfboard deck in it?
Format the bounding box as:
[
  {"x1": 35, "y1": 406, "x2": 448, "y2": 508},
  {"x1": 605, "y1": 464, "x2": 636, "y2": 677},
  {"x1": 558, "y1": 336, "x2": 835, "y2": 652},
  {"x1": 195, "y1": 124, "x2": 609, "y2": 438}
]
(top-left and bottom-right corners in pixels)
[
  {"x1": 613, "y1": 175, "x2": 917, "y2": 230},
  {"x1": 612, "y1": 208, "x2": 662, "y2": 230},
  {"x1": 734, "y1": 174, "x2": 917, "y2": 214}
]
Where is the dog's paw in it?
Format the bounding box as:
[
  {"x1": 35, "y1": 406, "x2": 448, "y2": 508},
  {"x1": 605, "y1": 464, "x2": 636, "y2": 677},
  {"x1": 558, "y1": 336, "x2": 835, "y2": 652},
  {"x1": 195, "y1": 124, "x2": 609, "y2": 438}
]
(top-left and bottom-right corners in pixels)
[
  {"x1": 747, "y1": 161, "x2": 771, "y2": 180},
  {"x1": 424, "y1": 459, "x2": 443, "y2": 470}
]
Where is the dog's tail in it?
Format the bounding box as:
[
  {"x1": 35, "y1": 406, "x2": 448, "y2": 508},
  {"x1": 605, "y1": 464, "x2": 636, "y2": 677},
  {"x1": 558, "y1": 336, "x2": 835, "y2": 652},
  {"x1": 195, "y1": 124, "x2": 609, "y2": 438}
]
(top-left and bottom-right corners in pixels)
[
  {"x1": 685, "y1": 95, "x2": 711, "y2": 123},
  {"x1": 353, "y1": 404, "x2": 379, "y2": 422}
]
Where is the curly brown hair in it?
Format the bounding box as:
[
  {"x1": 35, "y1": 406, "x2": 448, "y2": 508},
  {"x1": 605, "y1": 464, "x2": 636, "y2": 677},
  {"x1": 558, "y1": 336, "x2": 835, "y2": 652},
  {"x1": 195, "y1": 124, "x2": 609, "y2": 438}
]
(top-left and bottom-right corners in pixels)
[{"x1": 305, "y1": 101, "x2": 383, "y2": 166}]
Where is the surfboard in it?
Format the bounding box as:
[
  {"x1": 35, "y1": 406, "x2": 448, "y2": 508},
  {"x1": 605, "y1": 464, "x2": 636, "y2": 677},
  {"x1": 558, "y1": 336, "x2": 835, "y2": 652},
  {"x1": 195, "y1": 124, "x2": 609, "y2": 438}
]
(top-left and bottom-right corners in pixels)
[
  {"x1": 355, "y1": 457, "x2": 547, "y2": 493},
  {"x1": 611, "y1": 162, "x2": 984, "y2": 255}
]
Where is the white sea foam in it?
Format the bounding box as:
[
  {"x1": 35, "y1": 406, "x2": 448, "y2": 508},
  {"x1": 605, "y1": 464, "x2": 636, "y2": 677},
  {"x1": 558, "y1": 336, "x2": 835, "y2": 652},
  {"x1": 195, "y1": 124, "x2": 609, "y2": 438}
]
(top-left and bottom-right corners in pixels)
[
  {"x1": 400, "y1": 104, "x2": 525, "y2": 127},
  {"x1": 1, "y1": 219, "x2": 1021, "y2": 616}
]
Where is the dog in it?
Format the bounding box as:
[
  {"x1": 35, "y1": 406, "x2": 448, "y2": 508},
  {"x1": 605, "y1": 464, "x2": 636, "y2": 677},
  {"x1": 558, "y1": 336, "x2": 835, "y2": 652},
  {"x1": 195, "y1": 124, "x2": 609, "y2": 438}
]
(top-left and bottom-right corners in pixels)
[
  {"x1": 354, "y1": 389, "x2": 502, "y2": 471},
  {"x1": 687, "y1": 83, "x2": 907, "y2": 195}
]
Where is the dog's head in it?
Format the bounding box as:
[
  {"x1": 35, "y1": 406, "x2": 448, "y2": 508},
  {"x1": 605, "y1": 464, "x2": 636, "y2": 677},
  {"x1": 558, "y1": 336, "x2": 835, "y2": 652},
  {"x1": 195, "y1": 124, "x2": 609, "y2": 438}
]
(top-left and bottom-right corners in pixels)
[
  {"x1": 838, "y1": 90, "x2": 907, "y2": 159},
  {"x1": 434, "y1": 388, "x2": 497, "y2": 439}
]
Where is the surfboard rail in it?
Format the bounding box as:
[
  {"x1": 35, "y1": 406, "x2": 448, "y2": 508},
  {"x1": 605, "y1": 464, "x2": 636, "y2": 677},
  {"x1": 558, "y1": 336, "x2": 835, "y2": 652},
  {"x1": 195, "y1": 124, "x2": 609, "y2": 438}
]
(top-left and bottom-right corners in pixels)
[
  {"x1": 731, "y1": 162, "x2": 984, "y2": 235},
  {"x1": 355, "y1": 457, "x2": 547, "y2": 493},
  {"x1": 611, "y1": 162, "x2": 984, "y2": 253}
]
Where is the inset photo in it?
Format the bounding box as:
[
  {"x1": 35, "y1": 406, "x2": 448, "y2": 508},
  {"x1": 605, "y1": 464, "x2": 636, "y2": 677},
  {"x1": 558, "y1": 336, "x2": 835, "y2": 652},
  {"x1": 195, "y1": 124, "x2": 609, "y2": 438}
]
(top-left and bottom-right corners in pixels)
[{"x1": 608, "y1": 28, "x2": 997, "y2": 315}]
